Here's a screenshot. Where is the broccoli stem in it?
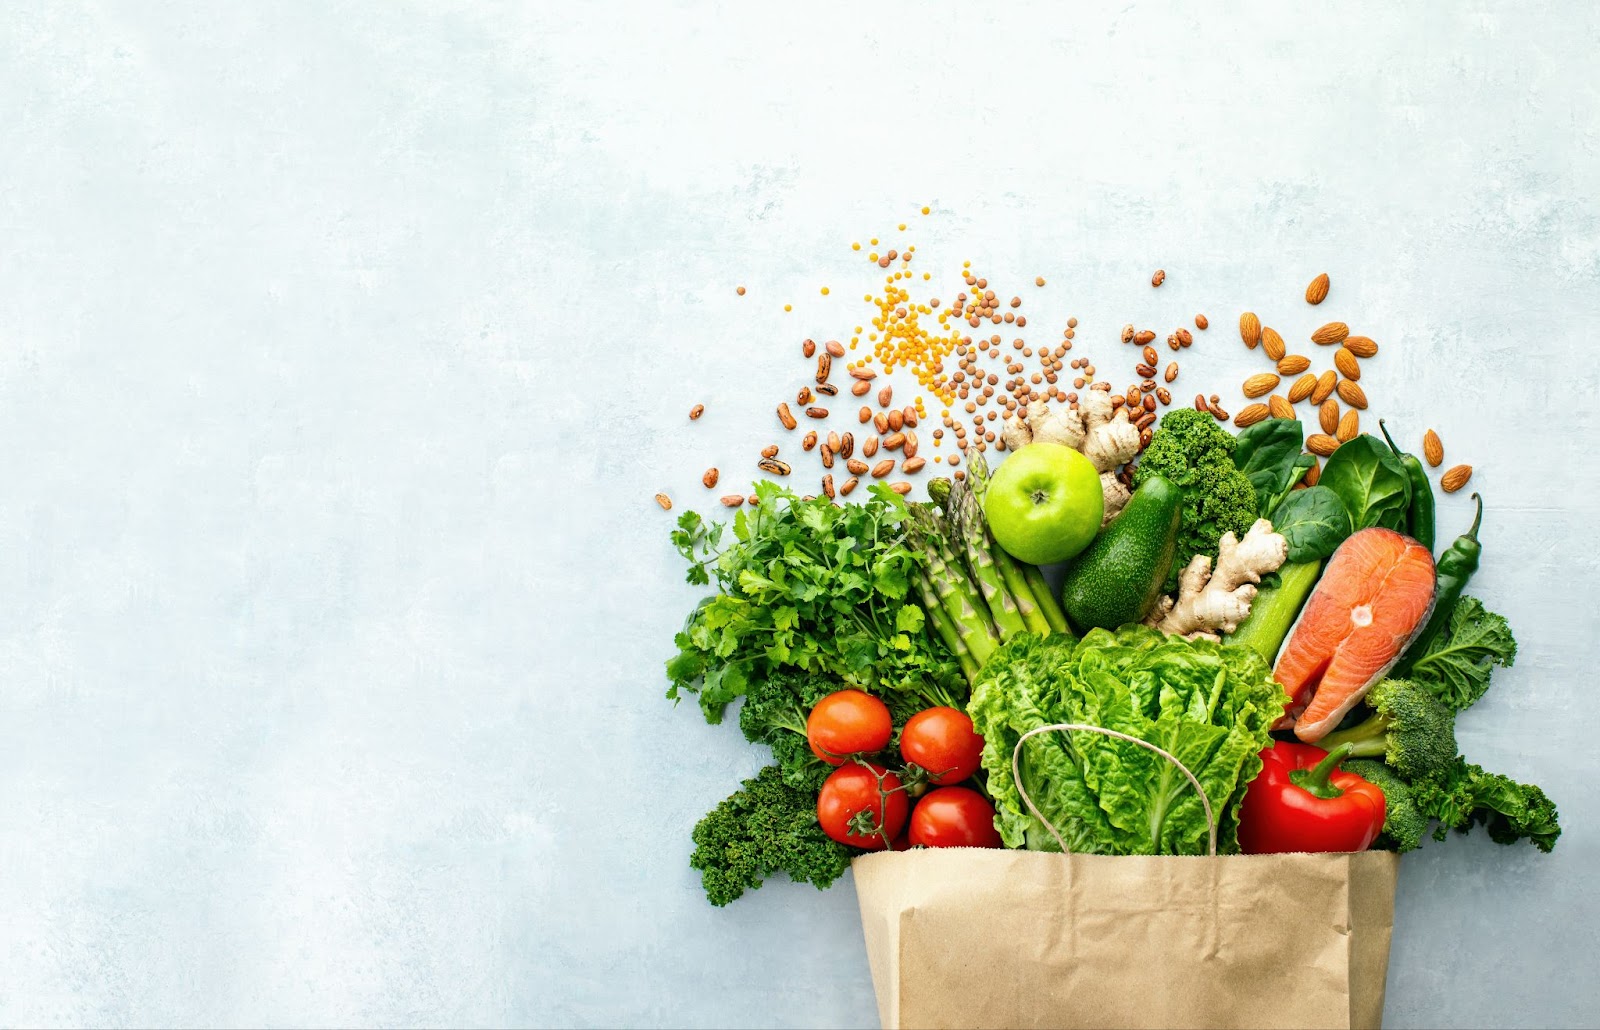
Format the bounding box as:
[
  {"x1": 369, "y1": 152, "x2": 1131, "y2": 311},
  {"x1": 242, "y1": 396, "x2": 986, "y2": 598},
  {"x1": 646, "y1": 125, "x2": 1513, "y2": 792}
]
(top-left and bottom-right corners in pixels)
[{"x1": 1319, "y1": 712, "x2": 1392, "y2": 759}]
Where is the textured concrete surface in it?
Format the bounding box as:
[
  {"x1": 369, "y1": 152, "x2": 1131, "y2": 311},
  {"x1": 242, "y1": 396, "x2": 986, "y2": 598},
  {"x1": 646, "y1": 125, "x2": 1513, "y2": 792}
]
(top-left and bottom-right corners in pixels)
[{"x1": 1, "y1": 1, "x2": 1596, "y2": 1027}]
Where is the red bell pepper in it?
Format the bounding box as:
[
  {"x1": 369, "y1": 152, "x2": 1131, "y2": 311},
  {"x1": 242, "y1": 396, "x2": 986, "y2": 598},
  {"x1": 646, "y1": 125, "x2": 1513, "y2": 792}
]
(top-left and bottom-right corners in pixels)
[{"x1": 1238, "y1": 741, "x2": 1386, "y2": 855}]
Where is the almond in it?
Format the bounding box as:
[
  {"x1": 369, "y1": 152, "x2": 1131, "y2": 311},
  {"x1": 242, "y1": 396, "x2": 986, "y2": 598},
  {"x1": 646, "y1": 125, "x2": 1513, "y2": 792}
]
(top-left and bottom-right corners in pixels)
[
  {"x1": 877, "y1": 385, "x2": 893, "y2": 406},
  {"x1": 1303, "y1": 457, "x2": 1321, "y2": 487},
  {"x1": 1243, "y1": 373, "x2": 1281, "y2": 398},
  {"x1": 1336, "y1": 379, "x2": 1368, "y2": 409},
  {"x1": 874, "y1": 412, "x2": 890, "y2": 434},
  {"x1": 889, "y1": 482, "x2": 913, "y2": 495},
  {"x1": 1334, "y1": 347, "x2": 1361, "y2": 381},
  {"x1": 1234, "y1": 403, "x2": 1270, "y2": 428},
  {"x1": 777, "y1": 403, "x2": 797, "y2": 430},
  {"x1": 1311, "y1": 321, "x2": 1349, "y2": 345},
  {"x1": 1287, "y1": 373, "x2": 1318, "y2": 403},
  {"x1": 1423, "y1": 429, "x2": 1443, "y2": 467},
  {"x1": 1262, "y1": 326, "x2": 1287, "y2": 361},
  {"x1": 887, "y1": 409, "x2": 904, "y2": 432},
  {"x1": 1320, "y1": 398, "x2": 1340, "y2": 435},
  {"x1": 1441, "y1": 464, "x2": 1473, "y2": 493},
  {"x1": 720, "y1": 494, "x2": 745, "y2": 507},
  {"x1": 903, "y1": 406, "x2": 919, "y2": 427},
  {"x1": 1336, "y1": 410, "x2": 1360, "y2": 442},
  {"x1": 825, "y1": 340, "x2": 846, "y2": 358},
  {"x1": 702, "y1": 468, "x2": 720, "y2": 488},
  {"x1": 1277, "y1": 354, "x2": 1311, "y2": 375},
  {"x1": 902, "y1": 457, "x2": 926, "y2": 473},
  {"x1": 846, "y1": 458, "x2": 869, "y2": 475},
  {"x1": 848, "y1": 367, "x2": 877, "y2": 381},
  {"x1": 1306, "y1": 433, "x2": 1341, "y2": 457},
  {"x1": 851, "y1": 379, "x2": 871, "y2": 396},
  {"x1": 1306, "y1": 273, "x2": 1330, "y2": 305},
  {"x1": 903, "y1": 431, "x2": 919, "y2": 458},
  {"x1": 1344, "y1": 336, "x2": 1379, "y2": 358},
  {"x1": 1268, "y1": 394, "x2": 1295, "y2": 419},
  {"x1": 858, "y1": 406, "x2": 873, "y2": 423},
  {"x1": 863, "y1": 436, "x2": 879, "y2": 457},
  {"x1": 655, "y1": 492, "x2": 672, "y2": 510},
  {"x1": 1310, "y1": 369, "x2": 1338, "y2": 405},
  {"x1": 870, "y1": 459, "x2": 895, "y2": 478},
  {"x1": 883, "y1": 431, "x2": 907, "y2": 452},
  {"x1": 1240, "y1": 312, "x2": 1262, "y2": 349}
]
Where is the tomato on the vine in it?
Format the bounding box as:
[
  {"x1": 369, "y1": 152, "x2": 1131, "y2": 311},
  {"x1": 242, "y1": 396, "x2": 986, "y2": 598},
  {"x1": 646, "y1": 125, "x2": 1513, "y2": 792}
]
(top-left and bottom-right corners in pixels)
[
  {"x1": 817, "y1": 762, "x2": 908, "y2": 849},
  {"x1": 900, "y1": 706, "x2": 985, "y2": 785},
  {"x1": 907, "y1": 786, "x2": 1003, "y2": 848},
  {"x1": 807, "y1": 689, "x2": 892, "y2": 765}
]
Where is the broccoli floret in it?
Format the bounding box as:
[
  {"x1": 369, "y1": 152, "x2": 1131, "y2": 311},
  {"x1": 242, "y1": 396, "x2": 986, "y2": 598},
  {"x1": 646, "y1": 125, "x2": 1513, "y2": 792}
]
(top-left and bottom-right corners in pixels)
[
  {"x1": 1345, "y1": 759, "x2": 1431, "y2": 852},
  {"x1": 689, "y1": 765, "x2": 852, "y2": 906},
  {"x1": 1410, "y1": 758, "x2": 1562, "y2": 854},
  {"x1": 738, "y1": 670, "x2": 833, "y2": 790},
  {"x1": 1320, "y1": 679, "x2": 1459, "y2": 781},
  {"x1": 1133, "y1": 409, "x2": 1259, "y2": 591}
]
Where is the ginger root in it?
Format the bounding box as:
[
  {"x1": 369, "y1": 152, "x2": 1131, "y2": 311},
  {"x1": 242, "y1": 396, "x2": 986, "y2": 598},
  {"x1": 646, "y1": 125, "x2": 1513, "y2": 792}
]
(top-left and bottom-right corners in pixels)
[
  {"x1": 1145, "y1": 519, "x2": 1288, "y2": 640},
  {"x1": 1000, "y1": 393, "x2": 1142, "y2": 517}
]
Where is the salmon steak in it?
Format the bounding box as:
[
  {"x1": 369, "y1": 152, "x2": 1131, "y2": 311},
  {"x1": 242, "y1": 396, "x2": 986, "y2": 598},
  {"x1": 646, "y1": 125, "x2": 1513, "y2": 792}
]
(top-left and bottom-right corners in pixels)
[{"x1": 1273, "y1": 527, "x2": 1436, "y2": 742}]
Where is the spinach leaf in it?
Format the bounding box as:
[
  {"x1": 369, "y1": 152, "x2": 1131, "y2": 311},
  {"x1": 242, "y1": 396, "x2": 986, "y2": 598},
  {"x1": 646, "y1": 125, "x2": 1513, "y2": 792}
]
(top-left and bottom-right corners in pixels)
[
  {"x1": 1269, "y1": 485, "x2": 1352, "y2": 562},
  {"x1": 1233, "y1": 419, "x2": 1310, "y2": 518},
  {"x1": 1318, "y1": 434, "x2": 1412, "y2": 530}
]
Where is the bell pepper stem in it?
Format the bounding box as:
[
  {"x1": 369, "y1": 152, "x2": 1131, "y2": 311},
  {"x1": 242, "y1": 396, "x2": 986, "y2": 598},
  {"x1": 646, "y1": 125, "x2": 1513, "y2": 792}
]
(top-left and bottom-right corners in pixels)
[{"x1": 1288, "y1": 742, "x2": 1357, "y2": 800}]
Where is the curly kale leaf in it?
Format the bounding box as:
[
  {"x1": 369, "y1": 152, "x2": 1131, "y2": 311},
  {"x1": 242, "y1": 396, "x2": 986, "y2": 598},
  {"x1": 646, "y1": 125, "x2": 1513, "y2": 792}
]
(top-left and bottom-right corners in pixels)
[{"x1": 689, "y1": 765, "x2": 852, "y2": 906}]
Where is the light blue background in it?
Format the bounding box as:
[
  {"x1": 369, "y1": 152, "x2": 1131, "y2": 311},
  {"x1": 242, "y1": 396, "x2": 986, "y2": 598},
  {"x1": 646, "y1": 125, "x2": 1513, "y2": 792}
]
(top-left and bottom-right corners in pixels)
[{"x1": 2, "y1": 2, "x2": 1596, "y2": 1026}]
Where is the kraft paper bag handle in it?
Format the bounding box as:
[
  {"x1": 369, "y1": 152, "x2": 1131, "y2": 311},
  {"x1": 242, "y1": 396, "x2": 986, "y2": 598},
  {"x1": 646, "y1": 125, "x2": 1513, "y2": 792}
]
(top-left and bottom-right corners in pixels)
[{"x1": 1011, "y1": 723, "x2": 1219, "y2": 857}]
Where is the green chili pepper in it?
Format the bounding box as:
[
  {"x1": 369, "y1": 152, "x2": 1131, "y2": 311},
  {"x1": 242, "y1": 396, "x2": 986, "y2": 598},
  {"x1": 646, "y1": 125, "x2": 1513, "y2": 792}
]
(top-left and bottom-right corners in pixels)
[
  {"x1": 1380, "y1": 419, "x2": 1435, "y2": 551},
  {"x1": 1395, "y1": 492, "x2": 1482, "y2": 674}
]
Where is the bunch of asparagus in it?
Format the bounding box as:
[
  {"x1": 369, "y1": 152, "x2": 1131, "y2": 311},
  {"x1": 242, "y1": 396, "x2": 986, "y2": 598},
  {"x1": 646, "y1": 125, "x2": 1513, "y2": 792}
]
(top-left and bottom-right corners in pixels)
[{"x1": 905, "y1": 453, "x2": 1071, "y2": 684}]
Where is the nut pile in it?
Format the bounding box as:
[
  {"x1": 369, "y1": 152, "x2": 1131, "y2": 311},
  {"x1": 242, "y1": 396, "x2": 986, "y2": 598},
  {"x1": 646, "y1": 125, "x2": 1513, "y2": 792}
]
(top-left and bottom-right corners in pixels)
[{"x1": 1230, "y1": 272, "x2": 1474, "y2": 493}]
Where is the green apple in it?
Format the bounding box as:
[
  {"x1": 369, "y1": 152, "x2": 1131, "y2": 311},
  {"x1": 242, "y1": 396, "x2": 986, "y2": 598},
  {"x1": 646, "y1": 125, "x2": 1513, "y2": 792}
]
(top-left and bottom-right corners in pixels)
[{"x1": 983, "y1": 443, "x2": 1104, "y2": 564}]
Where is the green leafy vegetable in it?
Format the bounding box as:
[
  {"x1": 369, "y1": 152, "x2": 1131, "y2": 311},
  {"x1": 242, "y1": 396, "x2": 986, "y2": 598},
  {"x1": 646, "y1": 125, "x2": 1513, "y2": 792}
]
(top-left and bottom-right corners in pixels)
[
  {"x1": 667, "y1": 481, "x2": 961, "y2": 722},
  {"x1": 1408, "y1": 596, "x2": 1517, "y2": 711},
  {"x1": 1133, "y1": 409, "x2": 1260, "y2": 592},
  {"x1": 1233, "y1": 418, "x2": 1314, "y2": 518},
  {"x1": 1269, "y1": 485, "x2": 1353, "y2": 563},
  {"x1": 1344, "y1": 759, "x2": 1432, "y2": 852},
  {"x1": 737, "y1": 670, "x2": 834, "y2": 790},
  {"x1": 689, "y1": 765, "x2": 853, "y2": 906},
  {"x1": 1317, "y1": 434, "x2": 1412, "y2": 531},
  {"x1": 967, "y1": 627, "x2": 1283, "y2": 855}
]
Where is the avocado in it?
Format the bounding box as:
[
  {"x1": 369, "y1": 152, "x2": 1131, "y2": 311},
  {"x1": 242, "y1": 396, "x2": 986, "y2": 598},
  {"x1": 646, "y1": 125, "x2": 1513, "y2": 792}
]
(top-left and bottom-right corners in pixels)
[{"x1": 1058, "y1": 475, "x2": 1183, "y2": 632}]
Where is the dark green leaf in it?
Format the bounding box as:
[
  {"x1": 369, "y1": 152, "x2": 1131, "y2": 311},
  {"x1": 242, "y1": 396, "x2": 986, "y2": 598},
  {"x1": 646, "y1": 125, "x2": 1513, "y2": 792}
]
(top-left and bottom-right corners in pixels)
[
  {"x1": 1318, "y1": 435, "x2": 1413, "y2": 531},
  {"x1": 1270, "y1": 485, "x2": 1352, "y2": 562}
]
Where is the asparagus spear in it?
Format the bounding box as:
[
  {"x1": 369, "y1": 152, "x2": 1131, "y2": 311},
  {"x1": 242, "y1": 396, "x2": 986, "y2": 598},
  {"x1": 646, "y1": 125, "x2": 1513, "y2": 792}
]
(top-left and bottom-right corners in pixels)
[
  {"x1": 946, "y1": 476, "x2": 1030, "y2": 640},
  {"x1": 919, "y1": 572, "x2": 979, "y2": 683},
  {"x1": 1022, "y1": 563, "x2": 1072, "y2": 636},
  {"x1": 909, "y1": 506, "x2": 1001, "y2": 666}
]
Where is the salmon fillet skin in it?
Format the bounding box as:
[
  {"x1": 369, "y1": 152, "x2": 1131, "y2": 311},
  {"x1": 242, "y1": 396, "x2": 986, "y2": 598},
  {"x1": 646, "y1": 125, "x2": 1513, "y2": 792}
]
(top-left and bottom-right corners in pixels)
[{"x1": 1272, "y1": 528, "x2": 1436, "y2": 742}]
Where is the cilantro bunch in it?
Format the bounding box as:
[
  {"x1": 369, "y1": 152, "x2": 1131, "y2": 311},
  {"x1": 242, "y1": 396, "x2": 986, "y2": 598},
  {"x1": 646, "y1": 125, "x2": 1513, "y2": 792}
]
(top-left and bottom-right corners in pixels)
[{"x1": 666, "y1": 481, "x2": 962, "y2": 724}]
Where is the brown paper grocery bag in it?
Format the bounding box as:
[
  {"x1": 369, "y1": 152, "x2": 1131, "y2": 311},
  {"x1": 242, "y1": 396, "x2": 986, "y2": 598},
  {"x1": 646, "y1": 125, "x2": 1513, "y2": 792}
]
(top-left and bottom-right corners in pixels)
[{"x1": 852, "y1": 723, "x2": 1401, "y2": 1030}]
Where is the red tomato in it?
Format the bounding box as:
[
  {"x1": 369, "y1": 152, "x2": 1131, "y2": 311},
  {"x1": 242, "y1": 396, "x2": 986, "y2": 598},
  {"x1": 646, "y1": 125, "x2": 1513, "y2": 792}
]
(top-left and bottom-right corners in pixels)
[
  {"x1": 817, "y1": 763, "x2": 908, "y2": 849},
  {"x1": 899, "y1": 706, "x2": 985, "y2": 785},
  {"x1": 807, "y1": 689, "x2": 892, "y2": 765},
  {"x1": 907, "y1": 786, "x2": 1003, "y2": 848}
]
